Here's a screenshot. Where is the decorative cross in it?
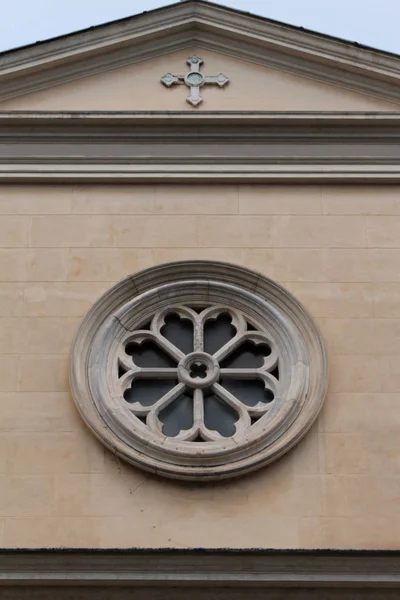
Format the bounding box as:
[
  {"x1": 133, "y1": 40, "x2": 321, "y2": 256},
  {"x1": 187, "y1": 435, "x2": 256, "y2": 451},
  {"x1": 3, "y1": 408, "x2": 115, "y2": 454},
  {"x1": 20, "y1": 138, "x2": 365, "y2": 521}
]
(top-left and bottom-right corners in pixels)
[{"x1": 161, "y1": 56, "x2": 229, "y2": 106}]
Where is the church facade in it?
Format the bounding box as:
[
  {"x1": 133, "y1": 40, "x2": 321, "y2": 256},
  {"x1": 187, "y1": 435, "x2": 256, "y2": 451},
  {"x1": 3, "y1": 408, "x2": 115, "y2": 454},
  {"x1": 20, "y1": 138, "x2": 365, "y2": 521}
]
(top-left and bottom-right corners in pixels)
[{"x1": 0, "y1": 0, "x2": 400, "y2": 596}]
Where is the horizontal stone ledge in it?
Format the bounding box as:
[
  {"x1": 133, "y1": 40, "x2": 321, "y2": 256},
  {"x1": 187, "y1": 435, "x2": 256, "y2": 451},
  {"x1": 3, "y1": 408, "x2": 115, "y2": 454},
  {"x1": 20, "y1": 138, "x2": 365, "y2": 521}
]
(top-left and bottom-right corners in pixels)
[
  {"x1": 0, "y1": 111, "x2": 400, "y2": 122},
  {"x1": 2, "y1": 111, "x2": 400, "y2": 136},
  {"x1": 1, "y1": 550, "x2": 400, "y2": 587}
]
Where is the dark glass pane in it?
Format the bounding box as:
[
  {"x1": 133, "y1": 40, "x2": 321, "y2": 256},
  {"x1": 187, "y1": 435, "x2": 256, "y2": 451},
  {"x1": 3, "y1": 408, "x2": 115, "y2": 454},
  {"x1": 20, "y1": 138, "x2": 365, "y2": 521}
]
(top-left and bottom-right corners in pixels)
[
  {"x1": 204, "y1": 393, "x2": 237, "y2": 437},
  {"x1": 221, "y1": 341, "x2": 271, "y2": 368},
  {"x1": 125, "y1": 341, "x2": 177, "y2": 368},
  {"x1": 189, "y1": 363, "x2": 207, "y2": 379},
  {"x1": 270, "y1": 364, "x2": 280, "y2": 381},
  {"x1": 247, "y1": 322, "x2": 257, "y2": 331},
  {"x1": 221, "y1": 379, "x2": 274, "y2": 407},
  {"x1": 160, "y1": 393, "x2": 193, "y2": 437},
  {"x1": 161, "y1": 314, "x2": 193, "y2": 354},
  {"x1": 190, "y1": 306, "x2": 209, "y2": 314},
  {"x1": 204, "y1": 313, "x2": 236, "y2": 355},
  {"x1": 118, "y1": 363, "x2": 128, "y2": 378},
  {"x1": 124, "y1": 379, "x2": 177, "y2": 406}
]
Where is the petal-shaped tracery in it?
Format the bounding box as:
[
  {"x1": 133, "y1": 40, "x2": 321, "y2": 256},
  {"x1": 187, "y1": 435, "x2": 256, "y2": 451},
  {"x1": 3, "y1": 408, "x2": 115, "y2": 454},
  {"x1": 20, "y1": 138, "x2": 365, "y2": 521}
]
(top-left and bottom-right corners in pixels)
[
  {"x1": 204, "y1": 312, "x2": 236, "y2": 355},
  {"x1": 220, "y1": 378, "x2": 274, "y2": 407},
  {"x1": 203, "y1": 391, "x2": 238, "y2": 437},
  {"x1": 124, "y1": 379, "x2": 178, "y2": 407},
  {"x1": 159, "y1": 391, "x2": 194, "y2": 437},
  {"x1": 125, "y1": 340, "x2": 177, "y2": 368},
  {"x1": 220, "y1": 340, "x2": 272, "y2": 369},
  {"x1": 161, "y1": 313, "x2": 194, "y2": 354},
  {"x1": 117, "y1": 304, "x2": 282, "y2": 442}
]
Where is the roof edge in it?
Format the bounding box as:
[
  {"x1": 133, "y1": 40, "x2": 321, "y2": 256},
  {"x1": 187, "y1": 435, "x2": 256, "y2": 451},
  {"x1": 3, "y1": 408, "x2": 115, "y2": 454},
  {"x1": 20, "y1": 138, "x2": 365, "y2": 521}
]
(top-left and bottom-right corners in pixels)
[{"x1": 1, "y1": 0, "x2": 399, "y2": 62}]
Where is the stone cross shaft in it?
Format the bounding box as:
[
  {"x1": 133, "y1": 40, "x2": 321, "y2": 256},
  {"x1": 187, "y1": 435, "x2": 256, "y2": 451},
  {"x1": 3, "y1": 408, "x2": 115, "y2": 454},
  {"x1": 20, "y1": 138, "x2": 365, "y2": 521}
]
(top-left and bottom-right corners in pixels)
[{"x1": 161, "y1": 56, "x2": 229, "y2": 106}]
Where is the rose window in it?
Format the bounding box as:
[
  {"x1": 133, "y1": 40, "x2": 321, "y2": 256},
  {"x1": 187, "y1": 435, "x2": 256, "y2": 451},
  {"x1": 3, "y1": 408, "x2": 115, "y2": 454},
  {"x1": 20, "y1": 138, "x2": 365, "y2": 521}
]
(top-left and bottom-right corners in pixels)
[{"x1": 70, "y1": 261, "x2": 328, "y2": 481}]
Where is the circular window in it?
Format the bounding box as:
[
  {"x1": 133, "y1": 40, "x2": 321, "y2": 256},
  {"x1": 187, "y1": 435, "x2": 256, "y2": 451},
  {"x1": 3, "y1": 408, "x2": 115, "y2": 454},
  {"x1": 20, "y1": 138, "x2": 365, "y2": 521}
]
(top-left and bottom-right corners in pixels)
[{"x1": 70, "y1": 261, "x2": 328, "y2": 481}]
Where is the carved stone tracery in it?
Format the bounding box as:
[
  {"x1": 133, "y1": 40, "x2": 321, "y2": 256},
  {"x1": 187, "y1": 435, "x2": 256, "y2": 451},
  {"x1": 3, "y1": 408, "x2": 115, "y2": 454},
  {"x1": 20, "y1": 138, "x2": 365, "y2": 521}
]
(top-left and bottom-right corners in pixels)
[{"x1": 117, "y1": 304, "x2": 281, "y2": 444}]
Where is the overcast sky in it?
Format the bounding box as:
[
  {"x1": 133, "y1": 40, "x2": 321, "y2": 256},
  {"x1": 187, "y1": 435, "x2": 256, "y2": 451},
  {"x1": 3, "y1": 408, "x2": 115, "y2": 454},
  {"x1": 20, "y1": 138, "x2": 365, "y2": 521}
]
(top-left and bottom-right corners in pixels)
[{"x1": 0, "y1": 0, "x2": 398, "y2": 55}]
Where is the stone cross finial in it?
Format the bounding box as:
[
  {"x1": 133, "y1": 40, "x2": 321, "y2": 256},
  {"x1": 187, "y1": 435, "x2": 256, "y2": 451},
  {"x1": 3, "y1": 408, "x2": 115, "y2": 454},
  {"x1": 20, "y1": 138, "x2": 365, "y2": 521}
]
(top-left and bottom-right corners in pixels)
[{"x1": 161, "y1": 56, "x2": 229, "y2": 106}]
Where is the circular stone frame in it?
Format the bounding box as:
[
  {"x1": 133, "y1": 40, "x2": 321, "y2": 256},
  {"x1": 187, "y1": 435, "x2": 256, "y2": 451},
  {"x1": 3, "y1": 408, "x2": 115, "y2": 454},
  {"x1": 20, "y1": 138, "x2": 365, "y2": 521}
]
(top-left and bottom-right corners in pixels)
[{"x1": 70, "y1": 261, "x2": 328, "y2": 481}]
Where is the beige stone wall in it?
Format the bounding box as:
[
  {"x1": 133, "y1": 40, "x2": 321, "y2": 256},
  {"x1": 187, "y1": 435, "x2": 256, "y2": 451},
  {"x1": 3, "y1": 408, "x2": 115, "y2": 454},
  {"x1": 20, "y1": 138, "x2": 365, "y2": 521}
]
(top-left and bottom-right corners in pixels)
[{"x1": 1, "y1": 182, "x2": 400, "y2": 549}]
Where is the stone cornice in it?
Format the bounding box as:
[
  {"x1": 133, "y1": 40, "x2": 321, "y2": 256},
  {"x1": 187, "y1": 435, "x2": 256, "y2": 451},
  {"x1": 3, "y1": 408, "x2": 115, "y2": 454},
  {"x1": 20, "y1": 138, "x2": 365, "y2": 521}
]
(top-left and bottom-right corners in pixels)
[
  {"x1": 1, "y1": 111, "x2": 400, "y2": 182},
  {"x1": 0, "y1": 1, "x2": 400, "y2": 104},
  {"x1": 1, "y1": 550, "x2": 400, "y2": 587}
]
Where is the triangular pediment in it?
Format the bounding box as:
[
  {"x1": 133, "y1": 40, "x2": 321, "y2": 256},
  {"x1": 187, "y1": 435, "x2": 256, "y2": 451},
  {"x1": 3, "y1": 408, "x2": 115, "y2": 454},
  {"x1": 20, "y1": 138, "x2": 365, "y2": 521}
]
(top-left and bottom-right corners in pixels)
[
  {"x1": 1, "y1": 0, "x2": 400, "y2": 111},
  {"x1": 1, "y1": 48, "x2": 398, "y2": 112}
]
